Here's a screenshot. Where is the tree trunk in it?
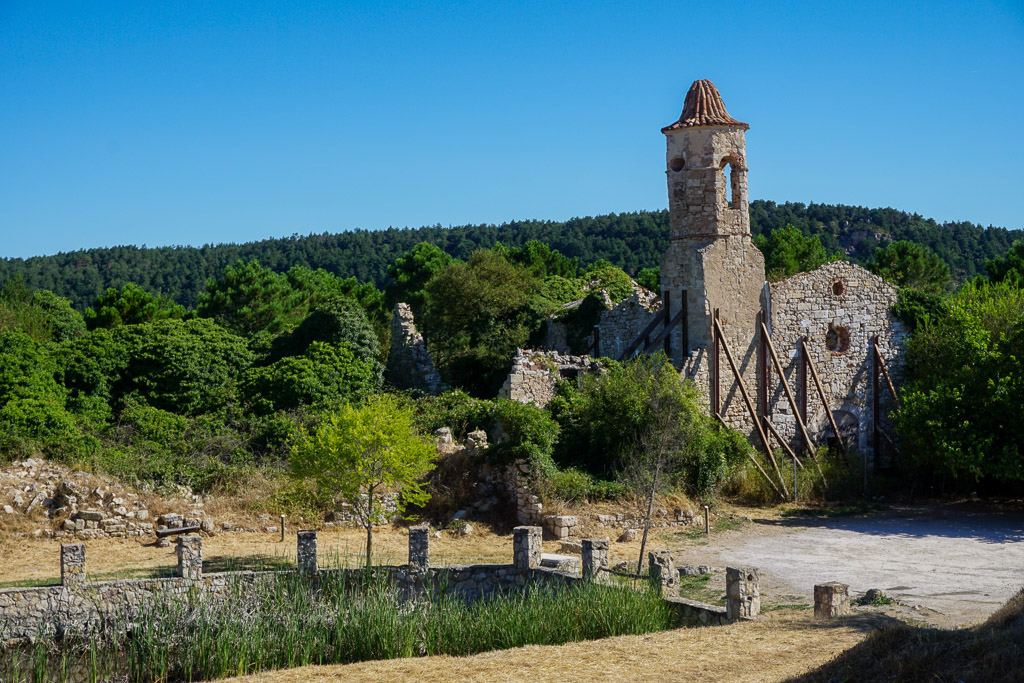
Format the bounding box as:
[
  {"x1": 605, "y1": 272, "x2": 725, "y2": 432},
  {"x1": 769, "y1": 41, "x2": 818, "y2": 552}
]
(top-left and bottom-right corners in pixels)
[
  {"x1": 636, "y1": 464, "x2": 660, "y2": 575},
  {"x1": 365, "y1": 522, "x2": 373, "y2": 568}
]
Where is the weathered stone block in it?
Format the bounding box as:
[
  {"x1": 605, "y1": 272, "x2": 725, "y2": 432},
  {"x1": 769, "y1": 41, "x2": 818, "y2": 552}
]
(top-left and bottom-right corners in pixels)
[
  {"x1": 814, "y1": 582, "x2": 850, "y2": 618},
  {"x1": 297, "y1": 529, "x2": 318, "y2": 573},
  {"x1": 176, "y1": 535, "x2": 202, "y2": 580},
  {"x1": 649, "y1": 550, "x2": 678, "y2": 597},
  {"x1": 581, "y1": 538, "x2": 610, "y2": 583},
  {"x1": 61, "y1": 543, "x2": 86, "y2": 587},
  {"x1": 513, "y1": 526, "x2": 542, "y2": 570},
  {"x1": 726, "y1": 566, "x2": 760, "y2": 619},
  {"x1": 408, "y1": 524, "x2": 430, "y2": 571}
]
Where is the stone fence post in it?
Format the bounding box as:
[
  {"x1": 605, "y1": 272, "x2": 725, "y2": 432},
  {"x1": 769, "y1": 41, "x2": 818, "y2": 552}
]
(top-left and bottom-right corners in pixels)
[
  {"x1": 513, "y1": 526, "x2": 542, "y2": 570},
  {"x1": 61, "y1": 543, "x2": 86, "y2": 587},
  {"x1": 177, "y1": 535, "x2": 203, "y2": 580},
  {"x1": 581, "y1": 538, "x2": 610, "y2": 583},
  {"x1": 726, "y1": 566, "x2": 760, "y2": 619},
  {"x1": 648, "y1": 551, "x2": 678, "y2": 597},
  {"x1": 297, "y1": 530, "x2": 318, "y2": 573},
  {"x1": 408, "y1": 524, "x2": 430, "y2": 572},
  {"x1": 814, "y1": 582, "x2": 850, "y2": 618}
]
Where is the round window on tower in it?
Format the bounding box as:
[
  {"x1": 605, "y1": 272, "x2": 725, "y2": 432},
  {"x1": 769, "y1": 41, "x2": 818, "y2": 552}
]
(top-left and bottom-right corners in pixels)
[
  {"x1": 669, "y1": 157, "x2": 685, "y2": 172},
  {"x1": 831, "y1": 278, "x2": 847, "y2": 298}
]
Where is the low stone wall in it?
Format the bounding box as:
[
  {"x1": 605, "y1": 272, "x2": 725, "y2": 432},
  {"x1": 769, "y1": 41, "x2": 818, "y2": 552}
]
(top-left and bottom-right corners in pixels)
[{"x1": 1, "y1": 527, "x2": 748, "y2": 643}]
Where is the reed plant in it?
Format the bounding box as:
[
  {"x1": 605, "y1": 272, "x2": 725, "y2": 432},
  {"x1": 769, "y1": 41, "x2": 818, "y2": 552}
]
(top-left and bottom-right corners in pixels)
[{"x1": 1, "y1": 568, "x2": 679, "y2": 682}]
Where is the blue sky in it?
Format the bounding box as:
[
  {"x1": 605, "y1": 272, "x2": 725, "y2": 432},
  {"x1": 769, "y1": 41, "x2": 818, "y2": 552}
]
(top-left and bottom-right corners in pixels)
[{"x1": 1, "y1": 0, "x2": 1022, "y2": 259}]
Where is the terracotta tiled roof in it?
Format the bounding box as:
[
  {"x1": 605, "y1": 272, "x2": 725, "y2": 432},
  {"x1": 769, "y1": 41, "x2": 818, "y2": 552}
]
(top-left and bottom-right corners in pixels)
[{"x1": 662, "y1": 79, "x2": 748, "y2": 132}]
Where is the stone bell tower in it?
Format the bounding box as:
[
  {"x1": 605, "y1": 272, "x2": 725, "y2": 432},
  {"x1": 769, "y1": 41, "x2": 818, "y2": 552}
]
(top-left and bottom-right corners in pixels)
[{"x1": 660, "y1": 80, "x2": 765, "y2": 430}]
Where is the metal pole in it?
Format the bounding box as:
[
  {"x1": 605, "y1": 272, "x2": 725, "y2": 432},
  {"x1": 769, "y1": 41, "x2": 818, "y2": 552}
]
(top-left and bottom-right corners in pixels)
[{"x1": 704, "y1": 505, "x2": 710, "y2": 536}]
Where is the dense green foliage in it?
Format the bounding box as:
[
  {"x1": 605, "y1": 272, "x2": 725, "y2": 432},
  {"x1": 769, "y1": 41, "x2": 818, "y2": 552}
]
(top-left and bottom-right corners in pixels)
[
  {"x1": 869, "y1": 240, "x2": 951, "y2": 294},
  {"x1": 898, "y1": 279, "x2": 1024, "y2": 484},
  {"x1": 2, "y1": 573, "x2": 678, "y2": 682},
  {"x1": 549, "y1": 355, "x2": 749, "y2": 499},
  {"x1": 3, "y1": 202, "x2": 1018, "y2": 310},
  {"x1": 755, "y1": 224, "x2": 840, "y2": 281}
]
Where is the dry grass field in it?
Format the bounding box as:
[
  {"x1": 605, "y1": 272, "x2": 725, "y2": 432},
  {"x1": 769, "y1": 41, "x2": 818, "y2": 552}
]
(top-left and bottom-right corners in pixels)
[{"x1": 221, "y1": 609, "x2": 886, "y2": 683}]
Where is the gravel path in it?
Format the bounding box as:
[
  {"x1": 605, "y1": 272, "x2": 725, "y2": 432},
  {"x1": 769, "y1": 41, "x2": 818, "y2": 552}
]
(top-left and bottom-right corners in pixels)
[{"x1": 671, "y1": 504, "x2": 1024, "y2": 627}]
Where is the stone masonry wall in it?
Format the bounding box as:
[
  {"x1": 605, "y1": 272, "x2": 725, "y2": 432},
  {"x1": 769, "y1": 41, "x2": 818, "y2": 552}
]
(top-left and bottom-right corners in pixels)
[
  {"x1": 385, "y1": 303, "x2": 447, "y2": 395},
  {"x1": 768, "y1": 261, "x2": 907, "y2": 460},
  {"x1": 497, "y1": 350, "x2": 602, "y2": 408},
  {"x1": 542, "y1": 285, "x2": 661, "y2": 360}
]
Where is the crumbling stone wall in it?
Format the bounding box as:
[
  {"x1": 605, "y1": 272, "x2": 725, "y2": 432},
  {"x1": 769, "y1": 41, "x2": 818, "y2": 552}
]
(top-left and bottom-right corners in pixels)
[
  {"x1": 542, "y1": 285, "x2": 661, "y2": 359},
  {"x1": 385, "y1": 303, "x2": 446, "y2": 395},
  {"x1": 496, "y1": 350, "x2": 601, "y2": 408},
  {"x1": 768, "y1": 261, "x2": 907, "y2": 459}
]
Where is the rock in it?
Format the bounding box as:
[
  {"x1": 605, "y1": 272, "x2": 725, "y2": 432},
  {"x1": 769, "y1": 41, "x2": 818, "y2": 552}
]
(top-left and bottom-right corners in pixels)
[
  {"x1": 679, "y1": 565, "x2": 712, "y2": 577},
  {"x1": 433, "y1": 531, "x2": 442, "y2": 538},
  {"x1": 596, "y1": 514, "x2": 616, "y2": 525},
  {"x1": 155, "y1": 538, "x2": 171, "y2": 548},
  {"x1": 458, "y1": 523, "x2": 474, "y2": 536},
  {"x1": 559, "y1": 541, "x2": 582, "y2": 554},
  {"x1": 200, "y1": 517, "x2": 214, "y2": 533},
  {"x1": 220, "y1": 521, "x2": 235, "y2": 531},
  {"x1": 863, "y1": 588, "x2": 887, "y2": 603},
  {"x1": 2, "y1": 505, "x2": 13, "y2": 515},
  {"x1": 617, "y1": 528, "x2": 637, "y2": 542},
  {"x1": 434, "y1": 427, "x2": 453, "y2": 444},
  {"x1": 135, "y1": 509, "x2": 150, "y2": 521},
  {"x1": 75, "y1": 509, "x2": 105, "y2": 522},
  {"x1": 265, "y1": 526, "x2": 278, "y2": 534}
]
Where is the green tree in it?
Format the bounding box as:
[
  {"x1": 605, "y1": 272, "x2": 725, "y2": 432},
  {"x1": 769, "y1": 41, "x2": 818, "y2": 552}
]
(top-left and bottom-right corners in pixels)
[
  {"x1": 85, "y1": 283, "x2": 186, "y2": 330},
  {"x1": 385, "y1": 243, "x2": 454, "y2": 315},
  {"x1": 986, "y1": 240, "x2": 1024, "y2": 285},
  {"x1": 291, "y1": 394, "x2": 436, "y2": 566},
  {"x1": 755, "y1": 224, "x2": 841, "y2": 281},
  {"x1": 198, "y1": 260, "x2": 298, "y2": 335},
  {"x1": 423, "y1": 249, "x2": 542, "y2": 395},
  {"x1": 240, "y1": 342, "x2": 378, "y2": 415},
  {"x1": 636, "y1": 267, "x2": 660, "y2": 292},
  {"x1": 898, "y1": 278, "x2": 1024, "y2": 484},
  {"x1": 870, "y1": 240, "x2": 951, "y2": 294}
]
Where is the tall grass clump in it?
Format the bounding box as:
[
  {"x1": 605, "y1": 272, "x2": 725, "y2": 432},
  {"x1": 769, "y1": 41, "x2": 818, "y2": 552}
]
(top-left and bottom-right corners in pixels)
[{"x1": 1, "y1": 569, "x2": 679, "y2": 682}]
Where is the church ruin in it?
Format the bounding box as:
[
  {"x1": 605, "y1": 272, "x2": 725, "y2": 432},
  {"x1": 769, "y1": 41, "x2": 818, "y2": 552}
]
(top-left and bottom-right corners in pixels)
[{"x1": 394, "y1": 79, "x2": 907, "y2": 466}]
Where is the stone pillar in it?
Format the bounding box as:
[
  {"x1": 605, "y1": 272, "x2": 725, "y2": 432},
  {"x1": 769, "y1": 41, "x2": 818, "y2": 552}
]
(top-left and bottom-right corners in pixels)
[
  {"x1": 648, "y1": 551, "x2": 678, "y2": 597},
  {"x1": 176, "y1": 535, "x2": 203, "y2": 580},
  {"x1": 297, "y1": 530, "x2": 318, "y2": 574},
  {"x1": 513, "y1": 526, "x2": 542, "y2": 570},
  {"x1": 581, "y1": 538, "x2": 610, "y2": 583},
  {"x1": 726, "y1": 566, "x2": 760, "y2": 619},
  {"x1": 814, "y1": 582, "x2": 850, "y2": 618},
  {"x1": 60, "y1": 543, "x2": 86, "y2": 587},
  {"x1": 408, "y1": 524, "x2": 430, "y2": 572}
]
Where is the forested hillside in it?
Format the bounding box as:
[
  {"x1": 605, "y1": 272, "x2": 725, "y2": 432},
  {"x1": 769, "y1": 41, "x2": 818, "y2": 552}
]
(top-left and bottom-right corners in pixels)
[{"x1": 1, "y1": 201, "x2": 1019, "y2": 310}]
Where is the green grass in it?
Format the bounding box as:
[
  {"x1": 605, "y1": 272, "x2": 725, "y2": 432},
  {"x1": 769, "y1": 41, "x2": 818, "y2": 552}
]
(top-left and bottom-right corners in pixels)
[
  {"x1": 1, "y1": 569, "x2": 681, "y2": 682},
  {"x1": 676, "y1": 573, "x2": 724, "y2": 606},
  {"x1": 672, "y1": 515, "x2": 744, "y2": 540}
]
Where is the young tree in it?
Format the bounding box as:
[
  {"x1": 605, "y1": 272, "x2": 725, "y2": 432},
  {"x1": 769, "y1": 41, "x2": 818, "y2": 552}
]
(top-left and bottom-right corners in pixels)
[
  {"x1": 754, "y1": 224, "x2": 841, "y2": 281},
  {"x1": 291, "y1": 394, "x2": 436, "y2": 566}
]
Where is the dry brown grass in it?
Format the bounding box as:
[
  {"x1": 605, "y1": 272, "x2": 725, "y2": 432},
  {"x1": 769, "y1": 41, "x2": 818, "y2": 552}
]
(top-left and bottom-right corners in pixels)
[
  {"x1": 221, "y1": 610, "x2": 886, "y2": 683},
  {"x1": 0, "y1": 523, "x2": 585, "y2": 586}
]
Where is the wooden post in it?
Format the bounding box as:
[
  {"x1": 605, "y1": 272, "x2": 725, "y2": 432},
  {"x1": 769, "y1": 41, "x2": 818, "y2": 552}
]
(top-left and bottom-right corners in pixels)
[
  {"x1": 760, "y1": 322, "x2": 827, "y2": 487},
  {"x1": 877, "y1": 349, "x2": 900, "y2": 407},
  {"x1": 713, "y1": 318, "x2": 788, "y2": 498},
  {"x1": 757, "y1": 311, "x2": 768, "y2": 441},
  {"x1": 704, "y1": 505, "x2": 710, "y2": 535},
  {"x1": 801, "y1": 338, "x2": 850, "y2": 463},
  {"x1": 681, "y1": 292, "x2": 688, "y2": 362},
  {"x1": 799, "y1": 335, "x2": 808, "y2": 458},
  {"x1": 872, "y1": 335, "x2": 880, "y2": 482},
  {"x1": 662, "y1": 290, "x2": 671, "y2": 358},
  {"x1": 712, "y1": 309, "x2": 721, "y2": 416},
  {"x1": 280, "y1": 514, "x2": 285, "y2": 542},
  {"x1": 764, "y1": 418, "x2": 804, "y2": 469},
  {"x1": 714, "y1": 412, "x2": 786, "y2": 500}
]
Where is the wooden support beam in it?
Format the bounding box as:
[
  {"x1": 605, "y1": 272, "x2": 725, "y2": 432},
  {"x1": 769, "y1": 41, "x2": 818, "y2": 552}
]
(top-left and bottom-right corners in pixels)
[
  {"x1": 714, "y1": 412, "x2": 786, "y2": 501},
  {"x1": 713, "y1": 309, "x2": 721, "y2": 416},
  {"x1": 875, "y1": 345, "x2": 900, "y2": 408},
  {"x1": 763, "y1": 417, "x2": 804, "y2": 469},
  {"x1": 761, "y1": 322, "x2": 828, "y2": 487},
  {"x1": 872, "y1": 335, "x2": 880, "y2": 471},
  {"x1": 662, "y1": 290, "x2": 671, "y2": 358},
  {"x1": 800, "y1": 338, "x2": 850, "y2": 464},
  {"x1": 713, "y1": 317, "x2": 789, "y2": 498}
]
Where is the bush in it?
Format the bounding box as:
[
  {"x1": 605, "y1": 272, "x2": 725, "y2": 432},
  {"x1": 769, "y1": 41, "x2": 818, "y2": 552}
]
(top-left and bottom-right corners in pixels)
[
  {"x1": 488, "y1": 399, "x2": 560, "y2": 474},
  {"x1": 411, "y1": 390, "x2": 495, "y2": 439}
]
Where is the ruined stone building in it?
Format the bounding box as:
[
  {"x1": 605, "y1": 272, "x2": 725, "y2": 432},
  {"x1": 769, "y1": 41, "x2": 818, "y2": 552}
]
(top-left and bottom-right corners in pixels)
[{"x1": 393, "y1": 79, "x2": 907, "y2": 463}]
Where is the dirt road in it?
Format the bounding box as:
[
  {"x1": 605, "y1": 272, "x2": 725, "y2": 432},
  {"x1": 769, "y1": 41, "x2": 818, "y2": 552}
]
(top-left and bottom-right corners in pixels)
[{"x1": 670, "y1": 503, "x2": 1024, "y2": 627}]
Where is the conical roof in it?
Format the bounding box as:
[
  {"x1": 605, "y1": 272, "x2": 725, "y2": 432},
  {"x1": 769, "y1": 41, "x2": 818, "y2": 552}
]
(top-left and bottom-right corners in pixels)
[{"x1": 662, "y1": 79, "x2": 748, "y2": 132}]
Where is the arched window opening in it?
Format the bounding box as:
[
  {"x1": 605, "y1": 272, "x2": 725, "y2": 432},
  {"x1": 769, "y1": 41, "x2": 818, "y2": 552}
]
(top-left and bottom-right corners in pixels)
[
  {"x1": 669, "y1": 157, "x2": 685, "y2": 172},
  {"x1": 720, "y1": 157, "x2": 740, "y2": 209}
]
